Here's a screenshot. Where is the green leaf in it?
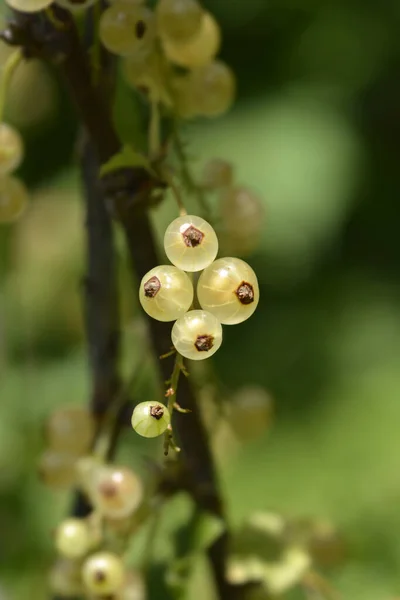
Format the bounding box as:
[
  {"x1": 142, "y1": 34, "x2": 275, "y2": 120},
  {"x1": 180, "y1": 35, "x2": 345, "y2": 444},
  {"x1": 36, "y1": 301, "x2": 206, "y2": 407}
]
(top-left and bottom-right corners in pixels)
[
  {"x1": 99, "y1": 144, "x2": 154, "y2": 177},
  {"x1": 192, "y1": 512, "x2": 226, "y2": 552}
]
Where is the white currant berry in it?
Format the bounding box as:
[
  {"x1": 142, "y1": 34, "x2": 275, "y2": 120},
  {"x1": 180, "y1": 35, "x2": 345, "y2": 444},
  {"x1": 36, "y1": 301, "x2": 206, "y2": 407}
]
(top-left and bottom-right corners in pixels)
[
  {"x1": 5, "y1": 0, "x2": 52, "y2": 12},
  {"x1": 139, "y1": 265, "x2": 193, "y2": 322},
  {"x1": 161, "y1": 11, "x2": 221, "y2": 68},
  {"x1": 164, "y1": 215, "x2": 218, "y2": 272},
  {"x1": 49, "y1": 558, "x2": 83, "y2": 597},
  {"x1": 229, "y1": 386, "x2": 273, "y2": 441},
  {"x1": 0, "y1": 176, "x2": 29, "y2": 223},
  {"x1": 55, "y1": 0, "x2": 97, "y2": 12},
  {"x1": 91, "y1": 466, "x2": 143, "y2": 519},
  {"x1": 171, "y1": 309, "x2": 223, "y2": 360},
  {"x1": 46, "y1": 406, "x2": 95, "y2": 455},
  {"x1": 123, "y1": 51, "x2": 170, "y2": 103},
  {"x1": 197, "y1": 257, "x2": 259, "y2": 325},
  {"x1": 82, "y1": 552, "x2": 125, "y2": 595},
  {"x1": 188, "y1": 60, "x2": 236, "y2": 117},
  {"x1": 0, "y1": 123, "x2": 23, "y2": 177},
  {"x1": 156, "y1": 0, "x2": 203, "y2": 41},
  {"x1": 38, "y1": 450, "x2": 77, "y2": 490},
  {"x1": 220, "y1": 186, "x2": 264, "y2": 238},
  {"x1": 55, "y1": 518, "x2": 91, "y2": 559},
  {"x1": 99, "y1": 2, "x2": 156, "y2": 57},
  {"x1": 202, "y1": 158, "x2": 234, "y2": 190},
  {"x1": 131, "y1": 401, "x2": 171, "y2": 438}
]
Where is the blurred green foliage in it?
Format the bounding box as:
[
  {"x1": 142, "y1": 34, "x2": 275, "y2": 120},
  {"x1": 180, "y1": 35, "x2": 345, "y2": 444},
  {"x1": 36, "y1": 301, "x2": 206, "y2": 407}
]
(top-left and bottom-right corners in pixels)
[{"x1": 1, "y1": 0, "x2": 400, "y2": 598}]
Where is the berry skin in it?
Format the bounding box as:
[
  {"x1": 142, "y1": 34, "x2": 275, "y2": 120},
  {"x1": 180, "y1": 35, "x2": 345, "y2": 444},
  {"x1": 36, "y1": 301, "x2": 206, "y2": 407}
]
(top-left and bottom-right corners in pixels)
[
  {"x1": 0, "y1": 176, "x2": 29, "y2": 223},
  {"x1": 188, "y1": 61, "x2": 236, "y2": 117},
  {"x1": 0, "y1": 123, "x2": 23, "y2": 177},
  {"x1": 38, "y1": 450, "x2": 77, "y2": 490},
  {"x1": 5, "y1": 0, "x2": 52, "y2": 12},
  {"x1": 164, "y1": 215, "x2": 218, "y2": 272},
  {"x1": 139, "y1": 265, "x2": 193, "y2": 322},
  {"x1": 55, "y1": 0, "x2": 97, "y2": 12},
  {"x1": 131, "y1": 401, "x2": 171, "y2": 438},
  {"x1": 220, "y1": 186, "x2": 264, "y2": 254},
  {"x1": 55, "y1": 518, "x2": 91, "y2": 559},
  {"x1": 99, "y1": 2, "x2": 156, "y2": 57},
  {"x1": 82, "y1": 552, "x2": 125, "y2": 596},
  {"x1": 161, "y1": 11, "x2": 221, "y2": 68},
  {"x1": 197, "y1": 257, "x2": 259, "y2": 325},
  {"x1": 156, "y1": 0, "x2": 203, "y2": 41},
  {"x1": 91, "y1": 466, "x2": 143, "y2": 519},
  {"x1": 45, "y1": 406, "x2": 95, "y2": 455},
  {"x1": 49, "y1": 558, "x2": 83, "y2": 597},
  {"x1": 171, "y1": 309, "x2": 223, "y2": 360},
  {"x1": 202, "y1": 158, "x2": 234, "y2": 190}
]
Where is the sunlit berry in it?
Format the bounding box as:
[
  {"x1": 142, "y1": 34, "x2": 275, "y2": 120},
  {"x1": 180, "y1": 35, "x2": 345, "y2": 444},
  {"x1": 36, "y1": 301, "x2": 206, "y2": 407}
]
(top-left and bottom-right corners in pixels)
[
  {"x1": 139, "y1": 265, "x2": 193, "y2": 322},
  {"x1": 197, "y1": 257, "x2": 259, "y2": 325},
  {"x1": 99, "y1": 2, "x2": 156, "y2": 57},
  {"x1": 0, "y1": 123, "x2": 23, "y2": 176},
  {"x1": 164, "y1": 214, "x2": 218, "y2": 272},
  {"x1": 45, "y1": 406, "x2": 95, "y2": 455},
  {"x1": 171, "y1": 309, "x2": 223, "y2": 360},
  {"x1": 82, "y1": 552, "x2": 125, "y2": 595},
  {"x1": 156, "y1": 0, "x2": 203, "y2": 41},
  {"x1": 55, "y1": 518, "x2": 91, "y2": 559},
  {"x1": 38, "y1": 450, "x2": 77, "y2": 490}
]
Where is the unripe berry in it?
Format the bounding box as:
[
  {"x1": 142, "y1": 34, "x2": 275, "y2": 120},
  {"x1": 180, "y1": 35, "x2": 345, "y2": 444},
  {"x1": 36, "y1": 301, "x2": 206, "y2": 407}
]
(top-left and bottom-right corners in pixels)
[
  {"x1": 38, "y1": 450, "x2": 77, "y2": 490},
  {"x1": 82, "y1": 552, "x2": 125, "y2": 595},
  {"x1": 131, "y1": 401, "x2": 171, "y2": 437},
  {"x1": 0, "y1": 123, "x2": 23, "y2": 176},
  {"x1": 156, "y1": 0, "x2": 203, "y2": 41},
  {"x1": 0, "y1": 176, "x2": 28, "y2": 223},
  {"x1": 100, "y1": 2, "x2": 156, "y2": 57},
  {"x1": 55, "y1": 518, "x2": 91, "y2": 559},
  {"x1": 45, "y1": 406, "x2": 95, "y2": 455},
  {"x1": 202, "y1": 159, "x2": 234, "y2": 190}
]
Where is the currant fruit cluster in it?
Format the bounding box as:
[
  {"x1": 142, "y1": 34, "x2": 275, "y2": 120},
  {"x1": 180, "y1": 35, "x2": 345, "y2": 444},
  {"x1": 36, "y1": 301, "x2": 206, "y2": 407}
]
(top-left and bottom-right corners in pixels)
[
  {"x1": 139, "y1": 214, "x2": 260, "y2": 361},
  {"x1": 0, "y1": 121, "x2": 28, "y2": 223}
]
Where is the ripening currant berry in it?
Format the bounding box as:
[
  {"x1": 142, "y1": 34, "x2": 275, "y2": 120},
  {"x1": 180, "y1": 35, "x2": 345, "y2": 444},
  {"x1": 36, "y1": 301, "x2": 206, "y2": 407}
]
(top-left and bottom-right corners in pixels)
[
  {"x1": 197, "y1": 257, "x2": 259, "y2": 325},
  {"x1": 0, "y1": 176, "x2": 29, "y2": 223},
  {"x1": 49, "y1": 558, "x2": 83, "y2": 597},
  {"x1": 99, "y1": 2, "x2": 156, "y2": 57},
  {"x1": 55, "y1": 0, "x2": 98, "y2": 12},
  {"x1": 171, "y1": 309, "x2": 223, "y2": 360},
  {"x1": 123, "y1": 51, "x2": 170, "y2": 103},
  {"x1": 188, "y1": 60, "x2": 236, "y2": 117},
  {"x1": 45, "y1": 406, "x2": 95, "y2": 455},
  {"x1": 5, "y1": 0, "x2": 52, "y2": 12},
  {"x1": 156, "y1": 0, "x2": 203, "y2": 41},
  {"x1": 164, "y1": 215, "x2": 218, "y2": 272},
  {"x1": 55, "y1": 518, "x2": 91, "y2": 559},
  {"x1": 220, "y1": 186, "x2": 264, "y2": 253},
  {"x1": 201, "y1": 158, "x2": 234, "y2": 190},
  {"x1": 161, "y1": 11, "x2": 221, "y2": 68},
  {"x1": 139, "y1": 265, "x2": 193, "y2": 321},
  {"x1": 0, "y1": 123, "x2": 23, "y2": 177},
  {"x1": 82, "y1": 552, "x2": 125, "y2": 596},
  {"x1": 131, "y1": 401, "x2": 171, "y2": 437},
  {"x1": 38, "y1": 450, "x2": 77, "y2": 490},
  {"x1": 90, "y1": 466, "x2": 143, "y2": 519}
]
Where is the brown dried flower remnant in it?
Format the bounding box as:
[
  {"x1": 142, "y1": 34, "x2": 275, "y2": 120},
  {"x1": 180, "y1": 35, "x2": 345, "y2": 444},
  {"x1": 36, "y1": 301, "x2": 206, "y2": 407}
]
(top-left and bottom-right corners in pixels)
[
  {"x1": 150, "y1": 405, "x2": 164, "y2": 420},
  {"x1": 195, "y1": 334, "x2": 214, "y2": 352},
  {"x1": 235, "y1": 281, "x2": 254, "y2": 305},
  {"x1": 144, "y1": 276, "x2": 161, "y2": 298},
  {"x1": 182, "y1": 225, "x2": 204, "y2": 248}
]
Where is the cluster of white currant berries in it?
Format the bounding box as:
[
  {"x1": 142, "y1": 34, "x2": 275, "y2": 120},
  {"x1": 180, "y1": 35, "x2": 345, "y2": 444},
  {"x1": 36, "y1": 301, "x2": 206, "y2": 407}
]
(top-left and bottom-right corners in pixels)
[
  {"x1": 7, "y1": 0, "x2": 235, "y2": 121},
  {"x1": 0, "y1": 121, "x2": 28, "y2": 223},
  {"x1": 41, "y1": 407, "x2": 146, "y2": 598},
  {"x1": 139, "y1": 214, "x2": 259, "y2": 358}
]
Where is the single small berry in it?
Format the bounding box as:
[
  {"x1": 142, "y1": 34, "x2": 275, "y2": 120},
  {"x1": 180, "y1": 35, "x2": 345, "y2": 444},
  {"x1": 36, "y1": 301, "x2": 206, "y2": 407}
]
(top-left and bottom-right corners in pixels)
[
  {"x1": 139, "y1": 265, "x2": 194, "y2": 321},
  {"x1": 164, "y1": 215, "x2": 218, "y2": 272},
  {"x1": 202, "y1": 158, "x2": 234, "y2": 190},
  {"x1": 171, "y1": 309, "x2": 223, "y2": 360},
  {"x1": 131, "y1": 401, "x2": 171, "y2": 438},
  {"x1": 197, "y1": 257, "x2": 259, "y2": 325},
  {"x1": 0, "y1": 123, "x2": 23, "y2": 176},
  {"x1": 82, "y1": 552, "x2": 125, "y2": 595},
  {"x1": 99, "y1": 2, "x2": 156, "y2": 57},
  {"x1": 55, "y1": 518, "x2": 91, "y2": 559},
  {"x1": 156, "y1": 0, "x2": 203, "y2": 41},
  {"x1": 91, "y1": 466, "x2": 143, "y2": 519}
]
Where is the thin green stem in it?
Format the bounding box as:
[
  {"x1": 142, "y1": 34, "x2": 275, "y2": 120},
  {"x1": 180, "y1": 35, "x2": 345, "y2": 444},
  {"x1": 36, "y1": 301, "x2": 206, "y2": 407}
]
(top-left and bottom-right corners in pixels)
[
  {"x1": 162, "y1": 167, "x2": 187, "y2": 216},
  {"x1": 164, "y1": 352, "x2": 185, "y2": 455},
  {"x1": 149, "y1": 96, "x2": 161, "y2": 160},
  {"x1": 0, "y1": 48, "x2": 22, "y2": 122}
]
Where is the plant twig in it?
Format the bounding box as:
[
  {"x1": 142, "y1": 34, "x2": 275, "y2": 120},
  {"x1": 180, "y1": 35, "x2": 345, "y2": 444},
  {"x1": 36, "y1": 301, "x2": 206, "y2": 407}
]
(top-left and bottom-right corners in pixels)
[
  {"x1": 0, "y1": 47, "x2": 22, "y2": 121},
  {"x1": 3, "y1": 8, "x2": 236, "y2": 599}
]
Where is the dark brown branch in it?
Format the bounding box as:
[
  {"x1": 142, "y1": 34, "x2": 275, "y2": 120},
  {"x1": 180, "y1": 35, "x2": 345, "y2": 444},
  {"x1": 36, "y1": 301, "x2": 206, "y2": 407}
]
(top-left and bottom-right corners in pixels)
[{"x1": 3, "y1": 8, "x2": 236, "y2": 599}]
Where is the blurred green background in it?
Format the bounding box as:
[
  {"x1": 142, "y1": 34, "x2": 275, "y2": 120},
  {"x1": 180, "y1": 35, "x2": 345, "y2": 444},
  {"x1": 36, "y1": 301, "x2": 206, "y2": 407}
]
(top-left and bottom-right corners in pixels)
[{"x1": 1, "y1": 0, "x2": 400, "y2": 598}]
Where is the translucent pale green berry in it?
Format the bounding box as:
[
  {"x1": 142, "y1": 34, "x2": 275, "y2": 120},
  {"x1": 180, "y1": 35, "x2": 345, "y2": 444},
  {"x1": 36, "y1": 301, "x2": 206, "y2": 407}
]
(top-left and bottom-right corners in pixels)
[
  {"x1": 131, "y1": 401, "x2": 170, "y2": 438},
  {"x1": 197, "y1": 257, "x2": 259, "y2": 325},
  {"x1": 139, "y1": 265, "x2": 193, "y2": 321},
  {"x1": 82, "y1": 552, "x2": 125, "y2": 595},
  {"x1": 164, "y1": 215, "x2": 218, "y2": 272},
  {"x1": 55, "y1": 518, "x2": 91, "y2": 559},
  {"x1": 171, "y1": 309, "x2": 223, "y2": 360}
]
